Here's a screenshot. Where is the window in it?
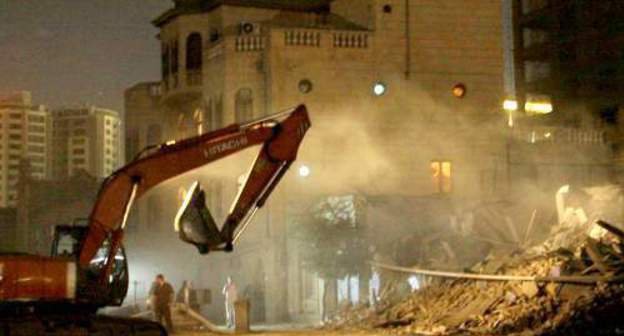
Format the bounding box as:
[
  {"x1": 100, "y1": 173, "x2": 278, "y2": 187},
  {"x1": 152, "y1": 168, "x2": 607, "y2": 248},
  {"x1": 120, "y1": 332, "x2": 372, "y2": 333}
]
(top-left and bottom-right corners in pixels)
[
  {"x1": 73, "y1": 158, "x2": 85, "y2": 165},
  {"x1": 72, "y1": 138, "x2": 86, "y2": 144},
  {"x1": 29, "y1": 156, "x2": 44, "y2": 163},
  {"x1": 72, "y1": 148, "x2": 85, "y2": 155},
  {"x1": 193, "y1": 108, "x2": 204, "y2": 134},
  {"x1": 28, "y1": 145, "x2": 44, "y2": 153},
  {"x1": 29, "y1": 135, "x2": 45, "y2": 143},
  {"x1": 383, "y1": 4, "x2": 392, "y2": 13},
  {"x1": 162, "y1": 43, "x2": 170, "y2": 78},
  {"x1": 73, "y1": 129, "x2": 86, "y2": 136},
  {"x1": 147, "y1": 124, "x2": 162, "y2": 145},
  {"x1": 209, "y1": 28, "x2": 221, "y2": 43},
  {"x1": 9, "y1": 113, "x2": 21, "y2": 119},
  {"x1": 28, "y1": 115, "x2": 45, "y2": 123},
  {"x1": 9, "y1": 134, "x2": 20, "y2": 140},
  {"x1": 28, "y1": 125, "x2": 45, "y2": 133},
  {"x1": 235, "y1": 88, "x2": 253, "y2": 123},
  {"x1": 431, "y1": 160, "x2": 452, "y2": 193},
  {"x1": 186, "y1": 33, "x2": 203, "y2": 71},
  {"x1": 9, "y1": 124, "x2": 21, "y2": 130},
  {"x1": 171, "y1": 40, "x2": 179, "y2": 74}
]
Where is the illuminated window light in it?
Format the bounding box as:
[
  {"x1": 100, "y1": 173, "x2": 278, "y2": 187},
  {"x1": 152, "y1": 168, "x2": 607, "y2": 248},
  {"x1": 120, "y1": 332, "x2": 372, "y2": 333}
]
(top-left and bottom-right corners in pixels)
[
  {"x1": 525, "y1": 101, "x2": 553, "y2": 114},
  {"x1": 503, "y1": 99, "x2": 518, "y2": 111}
]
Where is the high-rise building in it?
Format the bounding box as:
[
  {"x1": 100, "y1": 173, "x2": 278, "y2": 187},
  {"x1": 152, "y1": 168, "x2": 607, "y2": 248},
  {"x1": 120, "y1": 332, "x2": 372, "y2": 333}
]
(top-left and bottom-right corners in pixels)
[
  {"x1": 512, "y1": 0, "x2": 624, "y2": 124},
  {"x1": 0, "y1": 91, "x2": 50, "y2": 207},
  {"x1": 51, "y1": 106, "x2": 122, "y2": 179}
]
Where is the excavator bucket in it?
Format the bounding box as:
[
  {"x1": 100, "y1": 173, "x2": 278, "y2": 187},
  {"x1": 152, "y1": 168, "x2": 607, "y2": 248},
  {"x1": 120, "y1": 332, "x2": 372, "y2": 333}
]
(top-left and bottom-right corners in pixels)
[{"x1": 174, "y1": 181, "x2": 226, "y2": 254}]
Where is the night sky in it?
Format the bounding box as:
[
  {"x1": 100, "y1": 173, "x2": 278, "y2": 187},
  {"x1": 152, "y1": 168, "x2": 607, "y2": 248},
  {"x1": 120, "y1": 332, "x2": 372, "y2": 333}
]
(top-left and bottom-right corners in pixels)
[{"x1": 0, "y1": 0, "x2": 171, "y2": 113}]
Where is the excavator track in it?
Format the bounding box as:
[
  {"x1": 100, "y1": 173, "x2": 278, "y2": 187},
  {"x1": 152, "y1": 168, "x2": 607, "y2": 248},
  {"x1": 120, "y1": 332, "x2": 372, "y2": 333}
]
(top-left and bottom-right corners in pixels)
[{"x1": 0, "y1": 313, "x2": 167, "y2": 336}]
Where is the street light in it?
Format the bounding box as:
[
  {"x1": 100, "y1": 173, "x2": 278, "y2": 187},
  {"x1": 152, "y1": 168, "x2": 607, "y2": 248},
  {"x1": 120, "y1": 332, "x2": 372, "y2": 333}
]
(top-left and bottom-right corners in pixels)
[
  {"x1": 298, "y1": 165, "x2": 311, "y2": 177},
  {"x1": 372, "y1": 82, "x2": 386, "y2": 96}
]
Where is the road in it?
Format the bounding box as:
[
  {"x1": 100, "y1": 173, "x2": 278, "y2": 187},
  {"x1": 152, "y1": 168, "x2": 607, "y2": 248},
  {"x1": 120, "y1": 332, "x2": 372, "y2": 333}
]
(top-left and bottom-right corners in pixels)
[{"x1": 176, "y1": 330, "x2": 387, "y2": 336}]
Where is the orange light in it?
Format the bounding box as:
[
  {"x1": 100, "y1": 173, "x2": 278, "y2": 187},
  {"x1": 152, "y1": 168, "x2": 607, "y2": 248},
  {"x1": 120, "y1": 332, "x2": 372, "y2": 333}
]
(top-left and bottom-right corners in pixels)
[{"x1": 452, "y1": 83, "x2": 466, "y2": 98}]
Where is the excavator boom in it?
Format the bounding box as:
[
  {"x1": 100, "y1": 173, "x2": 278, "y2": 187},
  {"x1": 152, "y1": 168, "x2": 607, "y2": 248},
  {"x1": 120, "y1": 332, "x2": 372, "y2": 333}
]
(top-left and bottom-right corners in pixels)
[{"x1": 79, "y1": 105, "x2": 310, "y2": 277}]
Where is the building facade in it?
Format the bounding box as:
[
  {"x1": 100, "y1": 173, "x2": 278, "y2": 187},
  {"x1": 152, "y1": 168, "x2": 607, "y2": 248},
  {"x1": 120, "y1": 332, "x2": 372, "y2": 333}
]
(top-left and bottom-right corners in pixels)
[
  {"x1": 51, "y1": 106, "x2": 122, "y2": 179},
  {"x1": 125, "y1": 82, "x2": 165, "y2": 162},
  {"x1": 0, "y1": 92, "x2": 50, "y2": 207},
  {"x1": 125, "y1": 0, "x2": 506, "y2": 323},
  {"x1": 512, "y1": 0, "x2": 624, "y2": 124}
]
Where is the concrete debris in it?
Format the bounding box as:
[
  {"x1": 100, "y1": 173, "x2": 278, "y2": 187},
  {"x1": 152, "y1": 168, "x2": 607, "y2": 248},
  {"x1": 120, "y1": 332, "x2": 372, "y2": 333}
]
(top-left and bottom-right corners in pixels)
[{"x1": 327, "y1": 216, "x2": 624, "y2": 335}]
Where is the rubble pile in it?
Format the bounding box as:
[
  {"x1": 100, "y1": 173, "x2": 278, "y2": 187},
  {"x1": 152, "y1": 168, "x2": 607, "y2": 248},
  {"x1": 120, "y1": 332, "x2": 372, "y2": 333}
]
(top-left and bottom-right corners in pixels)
[{"x1": 329, "y1": 186, "x2": 624, "y2": 335}]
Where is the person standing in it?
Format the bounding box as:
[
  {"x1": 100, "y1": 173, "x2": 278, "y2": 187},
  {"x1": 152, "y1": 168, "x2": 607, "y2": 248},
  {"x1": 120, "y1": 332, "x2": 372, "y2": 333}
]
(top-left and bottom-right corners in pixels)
[
  {"x1": 222, "y1": 276, "x2": 238, "y2": 328},
  {"x1": 177, "y1": 280, "x2": 200, "y2": 312},
  {"x1": 153, "y1": 274, "x2": 175, "y2": 333}
]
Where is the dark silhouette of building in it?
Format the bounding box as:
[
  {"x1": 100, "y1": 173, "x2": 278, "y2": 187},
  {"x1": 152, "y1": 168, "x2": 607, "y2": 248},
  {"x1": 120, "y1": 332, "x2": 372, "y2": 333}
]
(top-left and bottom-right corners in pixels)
[{"x1": 512, "y1": 0, "x2": 624, "y2": 126}]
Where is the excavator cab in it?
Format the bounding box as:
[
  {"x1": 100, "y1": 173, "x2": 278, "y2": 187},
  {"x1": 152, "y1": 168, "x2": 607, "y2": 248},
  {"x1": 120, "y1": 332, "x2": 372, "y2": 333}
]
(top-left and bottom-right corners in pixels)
[
  {"x1": 175, "y1": 181, "x2": 229, "y2": 254},
  {"x1": 51, "y1": 223, "x2": 129, "y2": 306}
]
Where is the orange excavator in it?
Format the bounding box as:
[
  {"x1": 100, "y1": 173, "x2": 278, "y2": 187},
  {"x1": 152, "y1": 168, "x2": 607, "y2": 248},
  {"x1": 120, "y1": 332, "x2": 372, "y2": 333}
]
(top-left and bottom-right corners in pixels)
[{"x1": 0, "y1": 105, "x2": 310, "y2": 335}]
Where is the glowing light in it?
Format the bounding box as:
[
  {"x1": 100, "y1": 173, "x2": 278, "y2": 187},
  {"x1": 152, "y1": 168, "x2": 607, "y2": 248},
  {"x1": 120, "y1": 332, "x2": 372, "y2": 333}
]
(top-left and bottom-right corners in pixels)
[
  {"x1": 544, "y1": 132, "x2": 552, "y2": 138},
  {"x1": 165, "y1": 140, "x2": 176, "y2": 146},
  {"x1": 372, "y1": 82, "x2": 386, "y2": 96},
  {"x1": 525, "y1": 101, "x2": 553, "y2": 114},
  {"x1": 298, "y1": 165, "x2": 311, "y2": 177},
  {"x1": 452, "y1": 83, "x2": 467, "y2": 98},
  {"x1": 503, "y1": 99, "x2": 518, "y2": 111},
  {"x1": 408, "y1": 275, "x2": 420, "y2": 291}
]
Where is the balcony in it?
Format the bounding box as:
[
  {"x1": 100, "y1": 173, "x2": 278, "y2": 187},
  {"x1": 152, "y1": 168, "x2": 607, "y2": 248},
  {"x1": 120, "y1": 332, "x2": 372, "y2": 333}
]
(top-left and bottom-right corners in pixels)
[
  {"x1": 512, "y1": 126, "x2": 607, "y2": 145},
  {"x1": 284, "y1": 30, "x2": 321, "y2": 47},
  {"x1": 333, "y1": 31, "x2": 368, "y2": 48},
  {"x1": 235, "y1": 35, "x2": 264, "y2": 52}
]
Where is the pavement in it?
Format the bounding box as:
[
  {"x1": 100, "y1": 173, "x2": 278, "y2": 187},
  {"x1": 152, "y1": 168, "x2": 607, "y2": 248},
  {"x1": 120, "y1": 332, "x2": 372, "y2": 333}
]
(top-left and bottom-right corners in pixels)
[{"x1": 176, "y1": 329, "x2": 386, "y2": 336}]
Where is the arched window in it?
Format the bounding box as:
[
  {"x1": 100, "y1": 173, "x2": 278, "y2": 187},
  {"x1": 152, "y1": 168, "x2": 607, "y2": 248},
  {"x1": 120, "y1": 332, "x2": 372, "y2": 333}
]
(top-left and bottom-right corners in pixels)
[
  {"x1": 171, "y1": 40, "x2": 179, "y2": 74},
  {"x1": 146, "y1": 124, "x2": 162, "y2": 146},
  {"x1": 186, "y1": 33, "x2": 202, "y2": 70},
  {"x1": 235, "y1": 88, "x2": 253, "y2": 123},
  {"x1": 161, "y1": 43, "x2": 169, "y2": 79}
]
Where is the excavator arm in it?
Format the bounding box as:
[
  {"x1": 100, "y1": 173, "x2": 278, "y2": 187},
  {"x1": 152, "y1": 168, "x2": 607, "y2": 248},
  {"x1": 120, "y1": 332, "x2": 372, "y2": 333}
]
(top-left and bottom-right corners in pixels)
[{"x1": 78, "y1": 105, "x2": 310, "y2": 281}]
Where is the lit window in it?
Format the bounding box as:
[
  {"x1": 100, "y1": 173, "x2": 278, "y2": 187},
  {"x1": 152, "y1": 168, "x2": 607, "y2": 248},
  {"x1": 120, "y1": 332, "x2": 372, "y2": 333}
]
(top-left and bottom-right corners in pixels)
[{"x1": 431, "y1": 160, "x2": 452, "y2": 193}]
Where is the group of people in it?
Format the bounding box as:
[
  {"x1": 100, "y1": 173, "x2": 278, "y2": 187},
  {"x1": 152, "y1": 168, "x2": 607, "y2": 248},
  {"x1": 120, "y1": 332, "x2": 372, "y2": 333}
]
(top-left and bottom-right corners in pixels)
[{"x1": 147, "y1": 274, "x2": 239, "y2": 332}]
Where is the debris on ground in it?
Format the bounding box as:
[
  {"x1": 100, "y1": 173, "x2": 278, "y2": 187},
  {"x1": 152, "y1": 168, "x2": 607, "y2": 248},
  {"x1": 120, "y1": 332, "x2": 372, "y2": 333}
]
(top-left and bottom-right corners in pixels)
[{"x1": 327, "y1": 185, "x2": 624, "y2": 335}]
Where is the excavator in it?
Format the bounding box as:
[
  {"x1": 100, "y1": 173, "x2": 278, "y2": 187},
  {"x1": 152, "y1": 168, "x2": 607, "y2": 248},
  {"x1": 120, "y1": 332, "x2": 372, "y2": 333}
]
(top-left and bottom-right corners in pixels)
[{"x1": 0, "y1": 105, "x2": 310, "y2": 335}]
